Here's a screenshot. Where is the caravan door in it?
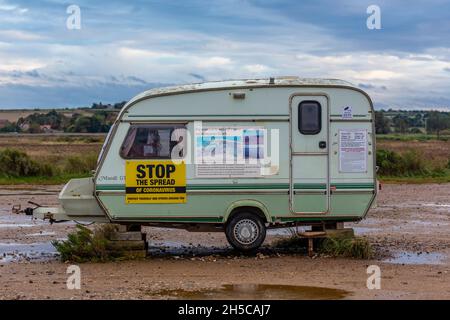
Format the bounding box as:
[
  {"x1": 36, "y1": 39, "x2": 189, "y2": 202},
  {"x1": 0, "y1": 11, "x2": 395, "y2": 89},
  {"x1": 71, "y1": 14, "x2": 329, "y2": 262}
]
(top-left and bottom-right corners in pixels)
[{"x1": 289, "y1": 94, "x2": 330, "y2": 214}]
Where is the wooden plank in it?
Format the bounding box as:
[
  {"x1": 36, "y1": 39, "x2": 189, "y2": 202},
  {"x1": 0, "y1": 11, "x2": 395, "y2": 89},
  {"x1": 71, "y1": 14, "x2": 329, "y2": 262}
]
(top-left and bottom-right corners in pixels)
[
  {"x1": 298, "y1": 231, "x2": 326, "y2": 238},
  {"x1": 105, "y1": 240, "x2": 146, "y2": 250},
  {"x1": 108, "y1": 231, "x2": 145, "y2": 241},
  {"x1": 116, "y1": 224, "x2": 127, "y2": 232}
]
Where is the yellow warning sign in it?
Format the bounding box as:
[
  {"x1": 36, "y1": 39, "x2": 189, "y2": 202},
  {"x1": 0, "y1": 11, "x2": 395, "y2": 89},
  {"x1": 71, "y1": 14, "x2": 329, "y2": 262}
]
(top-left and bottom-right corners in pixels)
[{"x1": 125, "y1": 160, "x2": 186, "y2": 204}]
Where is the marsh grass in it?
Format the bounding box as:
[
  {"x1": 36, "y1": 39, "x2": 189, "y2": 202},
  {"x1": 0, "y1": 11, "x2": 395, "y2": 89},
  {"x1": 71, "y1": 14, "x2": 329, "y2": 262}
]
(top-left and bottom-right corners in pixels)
[
  {"x1": 52, "y1": 224, "x2": 142, "y2": 262},
  {"x1": 63, "y1": 154, "x2": 97, "y2": 174},
  {"x1": 319, "y1": 237, "x2": 373, "y2": 259},
  {"x1": 273, "y1": 231, "x2": 373, "y2": 259},
  {"x1": 55, "y1": 136, "x2": 103, "y2": 143},
  {"x1": 0, "y1": 148, "x2": 54, "y2": 177},
  {"x1": 0, "y1": 148, "x2": 98, "y2": 183},
  {"x1": 376, "y1": 148, "x2": 450, "y2": 179},
  {"x1": 377, "y1": 133, "x2": 450, "y2": 142}
]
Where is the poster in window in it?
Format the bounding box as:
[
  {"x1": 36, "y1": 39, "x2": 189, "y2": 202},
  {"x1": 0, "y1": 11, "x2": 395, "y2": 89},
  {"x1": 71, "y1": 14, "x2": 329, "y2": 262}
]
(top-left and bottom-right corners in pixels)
[{"x1": 194, "y1": 125, "x2": 266, "y2": 178}]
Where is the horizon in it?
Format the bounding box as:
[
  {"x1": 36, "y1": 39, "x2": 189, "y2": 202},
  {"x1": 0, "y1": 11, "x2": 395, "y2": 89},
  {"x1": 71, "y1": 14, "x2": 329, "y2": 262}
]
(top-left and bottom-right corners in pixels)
[
  {"x1": 1, "y1": 104, "x2": 450, "y2": 113},
  {"x1": 1, "y1": 1, "x2": 450, "y2": 111}
]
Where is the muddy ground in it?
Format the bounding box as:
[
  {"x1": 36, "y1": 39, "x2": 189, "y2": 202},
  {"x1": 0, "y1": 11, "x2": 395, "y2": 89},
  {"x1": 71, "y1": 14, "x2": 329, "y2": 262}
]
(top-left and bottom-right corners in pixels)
[{"x1": 0, "y1": 183, "x2": 449, "y2": 300}]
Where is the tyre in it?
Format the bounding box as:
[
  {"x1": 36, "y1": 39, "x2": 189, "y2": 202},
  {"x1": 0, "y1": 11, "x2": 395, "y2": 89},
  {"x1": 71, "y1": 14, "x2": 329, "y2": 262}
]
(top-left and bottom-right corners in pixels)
[{"x1": 225, "y1": 212, "x2": 266, "y2": 252}]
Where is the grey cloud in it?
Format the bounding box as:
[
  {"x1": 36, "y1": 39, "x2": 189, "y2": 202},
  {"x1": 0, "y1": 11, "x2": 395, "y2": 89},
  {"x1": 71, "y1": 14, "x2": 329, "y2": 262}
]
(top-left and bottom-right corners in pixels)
[
  {"x1": 358, "y1": 83, "x2": 387, "y2": 91},
  {"x1": 126, "y1": 76, "x2": 148, "y2": 85},
  {"x1": 9, "y1": 69, "x2": 42, "y2": 78},
  {"x1": 189, "y1": 73, "x2": 206, "y2": 81},
  {"x1": 0, "y1": 82, "x2": 167, "y2": 109}
]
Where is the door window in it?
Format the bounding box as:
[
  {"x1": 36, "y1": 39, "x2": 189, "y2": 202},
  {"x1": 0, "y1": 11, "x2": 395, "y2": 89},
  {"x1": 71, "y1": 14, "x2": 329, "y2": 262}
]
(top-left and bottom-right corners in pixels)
[{"x1": 298, "y1": 101, "x2": 321, "y2": 135}]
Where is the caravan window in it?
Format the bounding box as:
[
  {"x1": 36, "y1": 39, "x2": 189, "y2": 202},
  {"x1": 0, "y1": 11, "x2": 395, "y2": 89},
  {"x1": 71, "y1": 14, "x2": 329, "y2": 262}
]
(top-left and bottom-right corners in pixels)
[
  {"x1": 120, "y1": 124, "x2": 186, "y2": 159},
  {"x1": 298, "y1": 101, "x2": 321, "y2": 135}
]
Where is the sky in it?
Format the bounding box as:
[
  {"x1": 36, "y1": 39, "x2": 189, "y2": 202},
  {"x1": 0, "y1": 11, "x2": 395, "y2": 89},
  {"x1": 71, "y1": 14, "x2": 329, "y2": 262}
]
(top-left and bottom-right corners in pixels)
[{"x1": 0, "y1": 0, "x2": 450, "y2": 110}]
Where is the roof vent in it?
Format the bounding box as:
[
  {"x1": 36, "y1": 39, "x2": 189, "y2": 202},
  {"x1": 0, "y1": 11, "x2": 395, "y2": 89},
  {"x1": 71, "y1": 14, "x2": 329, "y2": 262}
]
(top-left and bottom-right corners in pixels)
[{"x1": 232, "y1": 92, "x2": 246, "y2": 99}]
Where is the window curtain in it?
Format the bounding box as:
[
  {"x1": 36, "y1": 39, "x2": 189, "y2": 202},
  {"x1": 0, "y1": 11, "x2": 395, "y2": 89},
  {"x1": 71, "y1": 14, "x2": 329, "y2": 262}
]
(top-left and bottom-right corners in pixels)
[{"x1": 122, "y1": 126, "x2": 138, "y2": 156}]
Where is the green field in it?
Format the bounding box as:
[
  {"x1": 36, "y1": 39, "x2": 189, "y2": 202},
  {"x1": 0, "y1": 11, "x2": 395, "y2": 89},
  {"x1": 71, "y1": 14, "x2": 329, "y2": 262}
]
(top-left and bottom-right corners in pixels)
[{"x1": 0, "y1": 133, "x2": 448, "y2": 185}]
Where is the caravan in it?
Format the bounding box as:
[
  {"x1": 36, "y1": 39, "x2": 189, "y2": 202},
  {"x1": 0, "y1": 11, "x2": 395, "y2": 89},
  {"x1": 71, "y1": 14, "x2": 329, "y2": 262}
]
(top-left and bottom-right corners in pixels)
[{"x1": 30, "y1": 77, "x2": 377, "y2": 251}]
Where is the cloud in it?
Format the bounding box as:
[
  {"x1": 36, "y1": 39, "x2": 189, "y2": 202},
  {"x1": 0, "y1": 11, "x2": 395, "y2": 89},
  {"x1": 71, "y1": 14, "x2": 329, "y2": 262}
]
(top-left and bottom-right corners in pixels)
[
  {"x1": 126, "y1": 76, "x2": 148, "y2": 85},
  {"x1": 0, "y1": 83, "x2": 163, "y2": 108},
  {"x1": 0, "y1": 1, "x2": 450, "y2": 109},
  {"x1": 189, "y1": 73, "x2": 206, "y2": 81},
  {"x1": 358, "y1": 83, "x2": 387, "y2": 91},
  {"x1": 243, "y1": 64, "x2": 270, "y2": 74},
  {"x1": 0, "y1": 30, "x2": 44, "y2": 41},
  {"x1": 197, "y1": 56, "x2": 232, "y2": 68},
  {"x1": 0, "y1": 0, "x2": 27, "y2": 14}
]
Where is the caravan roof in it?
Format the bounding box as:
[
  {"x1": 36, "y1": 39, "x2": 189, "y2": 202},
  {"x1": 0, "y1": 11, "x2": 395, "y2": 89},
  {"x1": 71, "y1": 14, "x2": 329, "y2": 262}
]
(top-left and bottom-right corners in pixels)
[{"x1": 123, "y1": 77, "x2": 356, "y2": 110}]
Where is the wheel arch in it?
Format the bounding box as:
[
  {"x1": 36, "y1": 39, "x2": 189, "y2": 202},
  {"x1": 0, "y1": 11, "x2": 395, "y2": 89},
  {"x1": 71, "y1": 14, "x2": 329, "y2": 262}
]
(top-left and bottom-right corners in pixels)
[{"x1": 223, "y1": 200, "x2": 271, "y2": 224}]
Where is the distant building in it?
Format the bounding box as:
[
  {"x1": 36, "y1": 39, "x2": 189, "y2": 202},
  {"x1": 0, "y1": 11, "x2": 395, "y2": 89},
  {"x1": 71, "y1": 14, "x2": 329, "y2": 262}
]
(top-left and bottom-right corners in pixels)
[
  {"x1": 0, "y1": 119, "x2": 8, "y2": 128},
  {"x1": 40, "y1": 124, "x2": 53, "y2": 132},
  {"x1": 19, "y1": 122, "x2": 30, "y2": 131}
]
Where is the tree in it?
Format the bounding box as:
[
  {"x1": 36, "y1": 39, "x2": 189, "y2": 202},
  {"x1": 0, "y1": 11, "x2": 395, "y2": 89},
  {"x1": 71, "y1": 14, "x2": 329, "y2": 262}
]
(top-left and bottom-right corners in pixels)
[
  {"x1": 91, "y1": 102, "x2": 108, "y2": 109},
  {"x1": 392, "y1": 114, "x2": 409, "y2": 134},
  {"x1": 426, "y1": 111, "x2": 450, "y2": 139},
  {"x1": 0, "y1": 121, "x2": 18, "y2": 133},
  {"x1": 375, "y1": 111, "x2": 391, "y2": 134},
  {"x1": 113, "y1": 101, "x2": 127, "y2": 109}
]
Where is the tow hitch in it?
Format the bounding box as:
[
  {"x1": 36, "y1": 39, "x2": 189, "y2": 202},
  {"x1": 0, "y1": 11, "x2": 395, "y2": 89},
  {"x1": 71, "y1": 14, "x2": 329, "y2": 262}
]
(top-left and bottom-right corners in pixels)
[
  {"x1": 12, "y1": 201, "x2": 68, "y2": 224},
  {"x1": 12, "y1": 201, "x2": 42, "y2": 216}
]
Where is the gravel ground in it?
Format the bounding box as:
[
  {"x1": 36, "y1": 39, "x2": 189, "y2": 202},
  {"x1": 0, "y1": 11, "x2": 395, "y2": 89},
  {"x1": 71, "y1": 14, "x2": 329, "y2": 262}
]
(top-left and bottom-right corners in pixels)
[{"x1": 0, "y1": 183, "x2": 449, "y2": 300}]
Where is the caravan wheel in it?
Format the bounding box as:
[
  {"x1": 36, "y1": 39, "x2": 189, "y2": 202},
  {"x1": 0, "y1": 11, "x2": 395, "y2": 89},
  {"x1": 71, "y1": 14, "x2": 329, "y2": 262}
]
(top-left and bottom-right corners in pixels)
[{"x1": 225, "y1": 212, "x2": 266, "y2": 252}]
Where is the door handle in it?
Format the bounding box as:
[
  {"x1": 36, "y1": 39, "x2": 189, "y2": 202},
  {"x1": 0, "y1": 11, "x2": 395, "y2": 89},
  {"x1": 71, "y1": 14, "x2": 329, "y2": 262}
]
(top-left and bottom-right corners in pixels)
[{"x1": 319, "y1": 141, "x2": 326, "y2": 149}]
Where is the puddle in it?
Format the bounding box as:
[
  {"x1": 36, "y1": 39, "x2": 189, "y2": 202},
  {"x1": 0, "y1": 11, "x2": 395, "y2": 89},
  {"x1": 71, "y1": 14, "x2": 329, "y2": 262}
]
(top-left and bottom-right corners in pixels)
[
  {"x1": 267, "y1": 226, "x2": 311, "y2": 236},
  {"x1": 152, "y1": 284, "x2": 349, "y2": 300},
  {"x1": 353, "y1": 227, "x2": 381, "y2": 234},
  {"x1": 422, "y1": 203, "x2": 450, "y2": 213},
  {"x1": 422, "y1": 203, "x2": 450, "y2": 208},
  {"x1": 0, "y1": 213, "x2": 47, "y2": 228},
  {"x1": 384, "y1": 251, "x2": 446, "y2": 265},
  {"x1": 0, "y1": 223, "x2": 36, "y2": 228},
  {"x1": 352, "y1": 219, "x2": 448, "y2": 235},
  {"x1": 409, "y1": 220, "x2": 448, "y2": 227},
  {"x1": 376, "y1": 203, "x2": 450, "y2": 213},
  {"x1": 0, "y1": 241, "x2": 58, "y2": 263},
  {"x1": 26, "y1": 231, "x2": 56, "y2": 237},
  {"x1": 0, "y1": 192, "x2": 57, "y2": 196},
  {"x1": 0, "y1": 186, "x2": 60, "y2": 192}
]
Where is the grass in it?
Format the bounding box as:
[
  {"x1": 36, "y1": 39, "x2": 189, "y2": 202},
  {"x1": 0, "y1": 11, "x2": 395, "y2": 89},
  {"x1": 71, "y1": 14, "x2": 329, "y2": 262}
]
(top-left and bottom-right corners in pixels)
[
  {"x1": 377, "y1": 133, "x2": 450, "y2": 142},
  {"x1": 0, "y1": 148, "x2": 97, "y2": 184},
  {"x1": 376, "y1": 148, "x2": 450, "y2": 183},
  {"x1": 63, "y1": 154, "x2": 97, "y2": 174},
  {"x1": 319, "y1": 237, "x2": 373, "y2": 259},
  {"x1": 55, "y1": 136, "x2": 104, "y2": 144},
  {"x1": 0, "y1": 173, "x2": 91, "y2": 185},
  {"x1": 52, "y1": 224, "x2": 145, "y2": 262},
  {"x1": 379, "y1": 174, "x2": 450, "y2": 184},
  {"x1": 273, "y1": 231, "x2": 373, "y2": 259},
  {"x1": 0, "y1": 134, "x2": 449, "y2": 184}
]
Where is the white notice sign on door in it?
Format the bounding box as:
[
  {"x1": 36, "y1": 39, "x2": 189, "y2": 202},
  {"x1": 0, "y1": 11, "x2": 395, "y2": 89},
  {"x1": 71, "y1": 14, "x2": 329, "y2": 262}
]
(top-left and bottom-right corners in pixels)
[{"x1": 339, "y1": 129, "x2": 367, "y2": 173}]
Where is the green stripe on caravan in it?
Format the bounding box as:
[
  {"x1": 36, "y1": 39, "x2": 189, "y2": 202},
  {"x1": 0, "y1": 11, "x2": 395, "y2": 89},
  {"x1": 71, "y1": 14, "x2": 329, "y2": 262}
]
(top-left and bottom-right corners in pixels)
[{"x1": 96, "y1": 183, "x2": 375, "y2": 191}]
